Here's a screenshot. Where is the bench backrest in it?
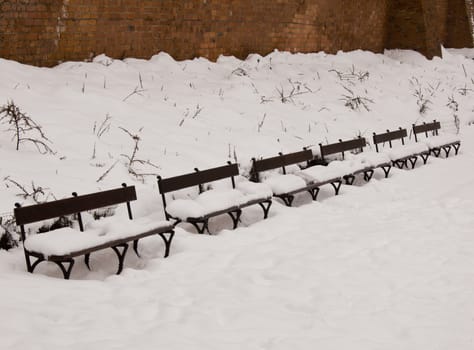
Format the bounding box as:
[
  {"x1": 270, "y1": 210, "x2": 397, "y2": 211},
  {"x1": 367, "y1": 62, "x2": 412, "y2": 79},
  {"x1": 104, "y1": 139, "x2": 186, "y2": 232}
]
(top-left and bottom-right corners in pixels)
[
  {"x1": 158, "y1": 163, "x2": 239, "y2": 194},
  {"x1": 373, "y1": 128, "x2": 407, "y2": 152},
  {"x1": 14, "y1": 184, "x2": 136, "y2": 241},
  {"x1": 250, "y1": 149, "x2": 313, "y2": 182},
  {"x1": 412, "y1": 120, "x2": 440, "y2": 142},
  {"x1": 319, "y1": 137, "x2": 366, "y2": 162}
]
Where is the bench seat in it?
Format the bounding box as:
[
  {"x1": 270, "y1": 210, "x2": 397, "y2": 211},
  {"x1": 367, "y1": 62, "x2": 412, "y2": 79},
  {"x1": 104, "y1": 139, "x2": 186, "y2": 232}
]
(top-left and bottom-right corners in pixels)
[
  {"x1": 251, "y1": 149, "x2": 343, "y2": 206},
  {"x1": 262, "y1": 174, "x2": 308, "y2": 196},
  {"x1": 413, "y1": 120, "x2": 461, "y2": 157},
  {"x1": 319, "y1": 137, "x2": 392, "y2": 185},
  {"x1": 158, "y1": 163, "x2": 272, "y2": 234},
  {"x1": 384, "y1": 143, "x2": 429, "y2": 161},
  {"x1": 422, "y1": 134, "x2": 460, "y2": 149},
  {"x1": 166, "y1": 183, "x2": 272, "y2": 221}
]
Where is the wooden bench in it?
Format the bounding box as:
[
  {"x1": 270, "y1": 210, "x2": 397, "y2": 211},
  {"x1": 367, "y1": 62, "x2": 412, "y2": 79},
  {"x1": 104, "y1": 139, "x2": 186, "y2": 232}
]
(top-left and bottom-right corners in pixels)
[
  {"x1": 250, "y1": 149, "x2": 342, "y2": 207},
  {"x1": 14, "y1": 184, "x2": 175, "y2": 279},
  {"x1": 412, "y1": 120, "x2": 461, "y2": 157},
  {"x1": 373, "y1": 127, "x2": 430, "y2": 169},
  {"x1": 319, "y1": 137, "x2": 392, "y2": 185},
  {"x1": 157, "y1": 163, "x2": 272, "y2": 234}
]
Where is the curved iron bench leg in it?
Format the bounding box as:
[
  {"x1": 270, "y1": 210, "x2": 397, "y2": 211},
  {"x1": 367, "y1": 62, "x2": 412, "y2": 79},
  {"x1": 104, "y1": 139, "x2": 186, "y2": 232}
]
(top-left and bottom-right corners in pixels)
[
  {"x1": 382, "y1": 165, "x2": 391, "y2": 178},
  {"x1": 84, "y1": 253, "x2": 91, "y2": 270},
  {"x1": 308, "y1": 187, "x2": 320, "y2": 201},
  {"x1": 443, "y1": 145, "x2": 451, "y2": 157},
  {"x1": 363, "y1": 170, "x2": 374, "y2": 182},
  {"x1": 111, "y1": 244, "x2": 129, "y2": 274},
  {"x1": 258, "y1": 200, "x2": 272, "y2": 219},
  {"x1": 279, "y1": 195, "x2": 294, "y2": 207},
  {"x1": 190, "y1": 220, "x2": 208, "y2": 234},
  {"x1": 409, "y1": 156, "x2": 418, "y2": 169},
  {"x1": 227, "y1": 209, "x2": 242, "y2": 229},
  {"x1": 331, "y1": 180, "x2": 342, "y2": 195},
  {"x1": 454, "y1": 143, "x2": 461, "y2": 155},
  {"x1": 158, "y1": 231, "x2": 175, "y2": 258},
  {"x1": 53, "y1": 259, "x2": 75, "y2": 280},
  {"x1": 420, "y1": 153, "x2": 429, "y2": 164}
]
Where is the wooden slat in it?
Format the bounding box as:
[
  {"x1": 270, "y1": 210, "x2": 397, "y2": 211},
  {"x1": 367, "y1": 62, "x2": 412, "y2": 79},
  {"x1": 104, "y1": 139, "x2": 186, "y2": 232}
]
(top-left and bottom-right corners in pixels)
[
  {"x1": 252, "y1": 150, "x2": 313, "y2": 173},
  {"x1": 373, "y1": 128, "x2": 407, "y2": 144},
  {"x1": 280, "y1": 149, "x2": 313, "y2": 167},
  {"x1": 413, "y1": 121, "x2": 440, "y2": 134},
  {"x1": 14, "y1": 186, "x2": 136, "y2": 225},
  {"x1": 158, "y1": 163, "x2": 238, "y2": 194},
  {"x1": 252, "y1": 155, "x2": 285, "y2": 173},
  {"x1": 320, "y1": 137, "x2": 366, "y2": 157},
  {"x1": 195, "y1": 163, "x2": 239, "y2": 184}
]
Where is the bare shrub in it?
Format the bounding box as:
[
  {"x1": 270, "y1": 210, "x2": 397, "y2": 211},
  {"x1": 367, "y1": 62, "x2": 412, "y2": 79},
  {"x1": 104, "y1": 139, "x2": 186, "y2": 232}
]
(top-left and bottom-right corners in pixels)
[{"x1": 0, "y1": 100, "x2": 54, "y2": 154}]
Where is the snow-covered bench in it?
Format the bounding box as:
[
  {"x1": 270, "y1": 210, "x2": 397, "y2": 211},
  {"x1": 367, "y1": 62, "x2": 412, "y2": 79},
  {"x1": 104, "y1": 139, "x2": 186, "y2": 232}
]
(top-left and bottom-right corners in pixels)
[
  {"x1": 412, "y1": 120, "x2": 461, "y2": 157},
  {"x1": 373, "y1": 127, "x2": 430, "y2": 169},
  {"x1": 157, "y1": 163, "x2": 272, "y2": 234},
  {"x1": 250, "y1": 149, "x2": 342, "y2": 207},
  {"x1": 13, "y1": 184, "x2": 174, "y2": 279},
  {"x1": 319, "y1": 137, "x2": 392, "y2": 185}
]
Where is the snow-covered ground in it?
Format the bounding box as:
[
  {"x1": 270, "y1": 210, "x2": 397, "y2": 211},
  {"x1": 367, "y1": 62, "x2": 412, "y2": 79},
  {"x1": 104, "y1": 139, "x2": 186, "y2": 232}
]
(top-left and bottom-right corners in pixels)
[{"x1": 1, "y1": 48, "x2": 474, "y2": 349}]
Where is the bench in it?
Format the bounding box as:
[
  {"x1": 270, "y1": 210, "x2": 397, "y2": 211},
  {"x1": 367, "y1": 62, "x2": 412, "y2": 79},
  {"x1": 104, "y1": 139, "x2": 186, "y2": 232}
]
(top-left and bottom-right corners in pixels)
[
  {"x1": 412, "y1": 120, "x2": 461, "y2": 157},
  {"x1": 373, "y1": 127, "x2": 430, "y2": 169},
  {"x1": 157, "y1": 162, "x2": 272, "y2": 234},
  {"x1": 14, "y1": 184, "x2": 174, "y2": 279},
  {"x1": 319, "y1": 137, "x2": 392, "y2": 185},
  {"x1": 250, "y1": 149, "x2": 342, "y2": 207}
]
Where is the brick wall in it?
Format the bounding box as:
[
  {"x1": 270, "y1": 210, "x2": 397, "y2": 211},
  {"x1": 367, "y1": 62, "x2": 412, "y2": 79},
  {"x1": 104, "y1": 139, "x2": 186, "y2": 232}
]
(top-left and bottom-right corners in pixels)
[{"x1": 0, "y1": 0, "x2": 472, "y2": 67}]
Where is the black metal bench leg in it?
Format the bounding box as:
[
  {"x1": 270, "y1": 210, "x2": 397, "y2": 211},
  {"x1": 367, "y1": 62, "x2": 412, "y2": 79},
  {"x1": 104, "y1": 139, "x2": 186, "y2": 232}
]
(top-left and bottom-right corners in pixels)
[
  {"x1": 24, "y1": 250, "x2": 42, "y2": 274},
  {"x1": 344, "y1": 175, "x2": 355, "y2": 185},
  {"x1": 227, "y1": 209, "x2": 242, "y2": 229},
  {"x1": 53, "y1": 259, "x2": 75, "y2": 280},
  {"x1": 190, "y1": 220, "x2": 209, "y2": 234},
  {"x1": 258, "y1": 200, "x2": 272, "y2": 219},
  {"x1": 84, "y1": 253, "x2": 91, "y2": 270},
  {"x1": 443, "y1": 145, "x2": 451, "y2": 157},
  {"x1": 158, "y1": 231, "x2": 175, "y2": 258},
  {"x1": 431, "y1": 148, "x2": 441, "y2": 157},
  {"x1": 454, "y1": 143, "x2": 460, "y2": 155},
  {"x1": 420, "y1": 153, "x2": 429, "y2": 164},
  {"x1": 308, "y1": 187, "x2": 320, "y2": 201},
  {"x1": 382, "y1": 165, "x2": 391, "y2": 178},
  {"x1": 408, "y1": 156, "x2": 418, "y2": 169},
  {"x1": 133, "y1": 240, "x2": 140, "y2": 257},
  {"x1": 111, "y1": 244, "x2": 128, "y2": 274},
  {"x1": 393, "y1": 160, "x2": 404, "y2": 169},
  {"x1": 363, "y1": 170, "x2": 374, "y2": 182},
  {"x1": 279, "y1": 195, "x2": 294, "y2": 207},
  {"x1": 331, "y1": 180, "x2": 342, "y2": 195}
]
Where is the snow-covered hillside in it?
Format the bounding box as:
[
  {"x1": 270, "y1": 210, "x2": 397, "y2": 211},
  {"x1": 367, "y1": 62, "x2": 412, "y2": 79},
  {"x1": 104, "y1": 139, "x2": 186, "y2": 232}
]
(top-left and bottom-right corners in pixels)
[
  {"x1": 0, "y1": 48, "x2": 472, "y2": 214},
  {"x1": 1, "y1": 48, "x2": 474, "y2": 349}
]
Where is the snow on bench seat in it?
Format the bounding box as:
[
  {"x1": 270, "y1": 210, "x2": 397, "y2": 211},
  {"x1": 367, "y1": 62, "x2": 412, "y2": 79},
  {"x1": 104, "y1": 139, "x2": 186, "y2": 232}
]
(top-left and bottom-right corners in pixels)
[
  {"x1": 384, "y1": 143, "x2": 429, "y2": 161},
  {"x1": 297, "y1": 164, "x2": 343, "y2": 184},
  {"x1": 235, "y1": 180, "x2": 273, "y2": 204},
  {"x1": 347, "y1": 151, "x2": 391, "y2": 168},
  {"x1": 25, "y1": 227, "x2": 105, "y2": 257},
  {"x1": 262, "y1": 174, "x2": 308, "y2": 196},
  {"x1": 422, "y1": 134, "x2": 460, "y2": 149},
  {"x1": 166, "y1": 189, "x2": 243, "y2": 220}
]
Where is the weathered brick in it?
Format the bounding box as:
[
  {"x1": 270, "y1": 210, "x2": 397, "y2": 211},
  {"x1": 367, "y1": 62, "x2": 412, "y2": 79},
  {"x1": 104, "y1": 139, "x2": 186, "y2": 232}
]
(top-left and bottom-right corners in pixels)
[{"x1": 0, "y1": 0, "x2": 472, "y2": 67}]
